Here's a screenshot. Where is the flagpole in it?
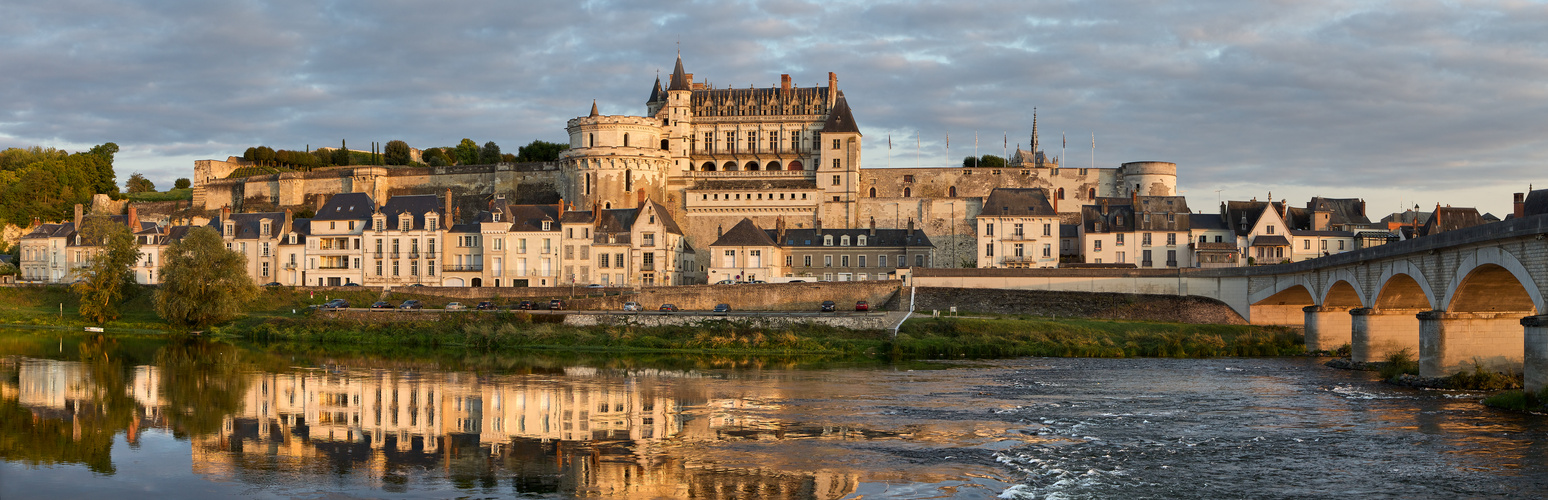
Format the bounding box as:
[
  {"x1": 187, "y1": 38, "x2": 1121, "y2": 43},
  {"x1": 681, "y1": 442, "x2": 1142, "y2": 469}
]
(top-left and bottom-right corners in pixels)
[
  {"x1": 1090, "y1": 132, "x2": 1095, "y2": 171},
  {"x1": 1061, "y1": 131, "x2": 1066, "y2": 170},
  {"x1": 887, "y1": 133, "x2": 892, "y2": 168},
  {"x1": 915, "y1": 131, "x2": 921, "y2": 169},
  {"x1": 974, "y1": 130, "x2": 978, "y2": 166}
]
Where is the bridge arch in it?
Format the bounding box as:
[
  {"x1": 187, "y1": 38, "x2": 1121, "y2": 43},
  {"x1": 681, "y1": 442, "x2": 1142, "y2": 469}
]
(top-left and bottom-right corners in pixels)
[
  {"x1": 1249, "y1": 274, "x2": 1317, "y2": 306},
  {"x1": 1441, "y1": 247, "x2": 1542, "y2": 314},
  {"x1": 1248, "y1": 275, "x2": 1317, "y2": 326},
  {"x1": 1375, "y1": 260, "x2": 1437, "y2": 310},
  {"x1": 1318, "y1": 269, "x2": 1366, "y2": 308}
]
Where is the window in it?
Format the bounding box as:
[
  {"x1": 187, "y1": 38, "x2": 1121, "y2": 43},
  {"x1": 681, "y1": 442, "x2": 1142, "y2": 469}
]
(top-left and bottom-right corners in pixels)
[
  {"x1": 833, "y1": 159, "x2": 840, "y2": 169},
  {"x1": 1013, "y1": 224, "x2": 1024, "y2": 237},
  {"x1": 261, "y1": 262, "x2": 269, "y2": 277},
  {"x1": 722, "y1": 250, "x2": 736, "y2": 268},
  {"x1": 857, "y1": 235, "x2": 866, "y2": 246},
  {"x1": 824, "y1": 255, "x2": 833, "y2": 267},
  {"x1": 858, "y1": 255, "x2": 867, "y2": 267},
  {"x1": 832, "y1": 139, "x2": 840, "y2": 149},
  {"x1": 518, "y1": 239, "x2": 526, "y2": 253},
  {"x1": 1166, "y1": 233, "x2": 1176, "y2": 246},
  {"x1": 903, "y1": 187, "x2": 911, "y2": 197},
  {"x1": 1142, "y1": 233, "x2": 1152, "y2": 246},
  {"x1": 599, "y1": 253, "x2": 609, "y2": 268},
  {"x1": 840, "y1": 235, "x2": 850, "y2": 246},
  {"x1": 1043, "y1": 223, "x2": 1052, "y2": 236},
  {"x1": 986, "y1": 243, "x2": 994, "y2": 257},
  {"x1": 1094, "y1": 240, "x2": 1103, "y2": 251},
  {"x1": 643, "y1": 233, "x2": 655, "y2": 246},
  {"x1": 427, "y1": 218, "x2": 437, "y2": 231},
  {"x1": 786, "y1": 255, "x2": 793, "y2": 267},
  {"x1": 804, "y1": 255, "x2": 812, "y2": 267},
  {"x1": 1307, "y1": 240, "x2": 1314, "y2": 250},
  {"x1": 376, "y1": 260, "x2": 383, "y2": 276},
  {"x1": 824, "y1": 235, "x2": 833, "y2": 246},
  {"x1": 916, "y1": 254, "x2": 925, "y2": 267},
  {"x1": 903, "y1": 175, "x2": 915, "y2": 183},
  {"x1": 1267, "y1": 225, "x2": 1275, "y2": 234},
  {"x1": 985, "y1": 223, "x2": 994, "y2": 237},
  {"x1": 1013, "y1": 243, "x2": 1024, "y2": 257},
  {"x1": 879, "y1": 255, "x2": 888, "y2": 268},
  {"x1": 1042, "y1": 244, "x2": 1051, "y2": 257},
  {"x1": 494, "y1": 238, "x2": 502, "y2": 251},
  {"x1": 411, "y1": 261, "x2": 419, "y2": 276},
  {"x1": 1338, "y1": 240, "x2": 1345, "y2": 250},
  {"x1": 1116, "y1": 233, "x2": 1125, "y2": 246},
  {"x1": 832, "y1": 175, "x2": 841, "y2": 186},
  {"x1": 869, "y1": 187, "x2": 876, "y2": 197},
  {"x1": 392, "y1": 260, "x2": 400, "y2": 276}
]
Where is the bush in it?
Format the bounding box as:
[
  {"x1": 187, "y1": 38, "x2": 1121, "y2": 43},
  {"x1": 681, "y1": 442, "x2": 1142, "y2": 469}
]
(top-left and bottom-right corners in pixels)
[
  {"x1": 1378, "y1": 349, "x2": 1419, "y2": 381},
  {"x1": 1445, "y1": 361, "x2": 1521, "y2": 391}
]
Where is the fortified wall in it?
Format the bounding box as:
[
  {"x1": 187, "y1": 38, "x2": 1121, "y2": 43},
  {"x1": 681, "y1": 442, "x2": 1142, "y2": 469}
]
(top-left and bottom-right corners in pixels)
[{"x1": 193, "y1": 162, "x2": 564, "y2": 214}]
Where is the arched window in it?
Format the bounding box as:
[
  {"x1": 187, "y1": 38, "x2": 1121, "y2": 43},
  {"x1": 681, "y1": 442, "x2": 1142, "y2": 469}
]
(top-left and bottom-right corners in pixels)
[
  {"x1": 1088, "y1": 188, "x2": 1096, "y2": 199},
  {"x1": 585, "y1": 173, "x2": 592, "y2": 194},
  {"x1": 623, "y1": 133, "x2": 630, "y2": 147},
  {"x1": 948, "y1": 186, "x2": 957, "y2": 197},
  {"x1": 724, "y1": 161, "x2": 738, "y2": 171},
  {"x1": 766, "y1": 161, "x2": 780, "y2": 171},
  {"x1": 903, "y1": 187, "x2": 912, "y2": 197},
  {"x1": 661, "y1": 139, "x2": 669, "y2": 150},
  {"x1": 869, "y1": 187, "x2": 877, "y2": 198},
  {"x1": 605, "y1": 202, "x2": 612, "y2": 209},
  {"x1": 1057, "y1": 188, "x2": 1065, "y2": 199},
  {"x1": 745, "y1": 161, "x2": 759, "y2": 171},
  {"x1": 787, "y1": 160, "x2": 804, "y2": 171}
]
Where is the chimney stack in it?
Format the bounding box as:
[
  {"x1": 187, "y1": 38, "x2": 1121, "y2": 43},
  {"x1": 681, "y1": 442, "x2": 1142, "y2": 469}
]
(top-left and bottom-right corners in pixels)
[
  {"x1": 284, "y1": 208, "x2": 293, "y2": 233},
  {"x1": 1514, "y1": 192, "x2": 1526, "y2": 219},
  {"x1": 869, "y1": 216, "x2": 876, "y2": 236},
  {"x1": 74, "y1": 204, "x2": 83, "y2": 228},
  {"x1": 815, "y1": 218, "x2": 823, "y2": 234},
  {"x1": 444, "y1": 189, "x2": 453, "y2": 223},
  {"x1": 220, "y1": 205, "x2": 231, "y2": 224},
  {"x1": 127, "y1": 205, "x2": 139, "y2": 231},
  {"x1": 781, "y1": 74, "x2": 791, "y2": 91},
  {"x1": 558, "y1": 197, "x2": 565, "y2": 219},
  {"x1": 1052, "y1": 189, "x2": 1059, "y2": 213},
  {"x1": 907, "y1": 218, "x2": 915, "y2": 236}
]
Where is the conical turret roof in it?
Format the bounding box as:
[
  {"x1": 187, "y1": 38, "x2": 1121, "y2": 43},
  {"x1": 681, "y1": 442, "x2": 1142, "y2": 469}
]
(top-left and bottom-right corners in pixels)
[
  {"x1": 589, "y1": 99, "x2": 599, "y2": 117},
  {"x1": 647, "y1": 75, "x2": 662, "y2": 103},
  {"x1": 821, "y1": 92, "x2": 860, "y2": 134},
  {"x1": 667, "y1": 54, "x2": 691, "y2": 91}
]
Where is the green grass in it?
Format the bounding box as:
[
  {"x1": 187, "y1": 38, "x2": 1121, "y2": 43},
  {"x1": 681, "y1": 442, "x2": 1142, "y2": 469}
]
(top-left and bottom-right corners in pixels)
[
  {"x1": 0, "y1": 286, "x2": 164, "y2": 331},
  {"x1": 125, "y1": 188, "x2": 193, "y2": 202},
  {"x1": 1481, "y1": 386, "x2": 1548, "y2": 411},
  {"x1": 1379, "y1": 349, "x2": 1420, "y2": 381},
  {"x1": 890, "y1": 316, "x2": 1302, "y2": 358},
  {"x1": 1445, "y1": 362, "x2": 1522, "y2": 391}
]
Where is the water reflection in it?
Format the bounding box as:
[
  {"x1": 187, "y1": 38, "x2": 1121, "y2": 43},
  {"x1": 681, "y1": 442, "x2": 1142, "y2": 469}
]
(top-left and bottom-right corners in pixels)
[{"x1": 0, "y1": 336, "x2": 885, "y2": 498}]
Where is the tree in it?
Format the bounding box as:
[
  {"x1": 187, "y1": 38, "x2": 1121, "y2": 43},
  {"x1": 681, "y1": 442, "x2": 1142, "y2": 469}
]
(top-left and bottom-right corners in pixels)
[
  {"x1": 154, "y1": 226, "x2": 258, "y2": 329},
  {"x1": 125, "y1": 172, "x2": 155, "y2": 193},
  {"x1": 973, "y1": 155, "x2": 1006, "y2": 169},
  {"x1": 515, "y1": 140, "x2": 569, "y2": 162},
  {"x1": 174, "y1": 178, "x2": 191, "y2": 190},
  {"x1": 384, "y1": 140, "x2": 411, "y2": 166},
  {"x1": 0, "y1": 261, "x2": 16, "y2": 277},
  {"x1": 480, "y1": 141, "x2": 502, "y2": 164},
  {"x1": 71, "y1": 215, "x2": 141, "y2": 324},
  {"x1": 454, "y1": 138, "x2": 479, "y2": 165},
  {"x1": 332, "y1": 145, "x2": 351, "y2": 166}
]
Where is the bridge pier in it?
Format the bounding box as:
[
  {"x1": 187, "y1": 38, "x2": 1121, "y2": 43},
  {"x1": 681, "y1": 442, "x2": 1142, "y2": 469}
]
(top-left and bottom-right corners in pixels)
[
  {"x1": 1303, "y1": 306, "x2": 1353, "y2": 352},
  {"x1": 1350, "y1": 308, "x2": 1423, "y2": 363},
  {"x1": 1417, "y1": 311, "x2": 1530, "y2": 378},
  {"x1": 1250, "y1": 304, "x2": 1307, "y2": 327},
  {"x1": 1523, "y1": 315, "x2": 1548, "y2": 395}
]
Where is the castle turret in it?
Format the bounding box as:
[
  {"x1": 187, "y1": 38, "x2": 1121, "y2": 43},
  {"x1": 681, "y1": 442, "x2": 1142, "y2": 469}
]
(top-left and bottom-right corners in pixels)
[
  {"x1": 1117, "y1": 161, "x2": 1178, "y2": 197},
  {"x1": 560, "y1": 101, "x2": 672, "y2": 211}
]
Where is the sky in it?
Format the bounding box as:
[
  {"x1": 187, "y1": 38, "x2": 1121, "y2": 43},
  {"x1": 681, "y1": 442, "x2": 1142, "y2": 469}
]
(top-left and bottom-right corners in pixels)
[{"x1": 4, "y1": 0, "x2": 1547, "y2": 218}]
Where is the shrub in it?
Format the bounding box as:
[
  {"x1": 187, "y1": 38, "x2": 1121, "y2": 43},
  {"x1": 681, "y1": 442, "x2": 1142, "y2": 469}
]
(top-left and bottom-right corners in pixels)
[{"x1": 1378, "y1": 349, "x2": 1419, "y2": 381}]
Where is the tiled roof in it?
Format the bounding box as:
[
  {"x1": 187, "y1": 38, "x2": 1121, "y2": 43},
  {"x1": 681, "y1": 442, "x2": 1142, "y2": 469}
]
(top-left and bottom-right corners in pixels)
[
  {"x1": 1189, "y1": 213, "x2": 1228, "y2": 231},
  {"x1": 821, "y1": 93, "x2": 860, "y2": 134},
  {"x1": 1308, "y1": 197, "x2": 1372, "y2": 226},
  {"x1": 710, "y1": 218, "x2": 777, "y2": 247},
  {"x1": 1250, "y1": 235, "x2": 1290, "y2": 247},
  {"x1": 215, "y1": 212, "x2": 285, "y2": 240},
  {"x1": 1421, "y1": 207, "x2": 1487, "y2": 236},
  {"x1": 314, "y1": 192, "x2": 375, "y2": 221},
  {"x1": 379, "y1": 194, "x2": 441, "y2": 230},
  {"x1": 982, "y1": 188, "x2": 1056, "y2": 217},
  {"x1": 1289, "y1": 230, "x2": 1354, "y2": 237},
  {"x1": 776, "y1": 228, "x2": 934, "y2": 248}
]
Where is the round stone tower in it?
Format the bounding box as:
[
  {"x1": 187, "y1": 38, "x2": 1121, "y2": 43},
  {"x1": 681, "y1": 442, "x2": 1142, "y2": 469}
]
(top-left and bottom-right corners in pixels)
[
  {"x1": 1117, "y1": 161, "x2": 1178, "y2": 197},
  {"x1": 559, "y1": 101, "x2": 672, "y2": 210}
]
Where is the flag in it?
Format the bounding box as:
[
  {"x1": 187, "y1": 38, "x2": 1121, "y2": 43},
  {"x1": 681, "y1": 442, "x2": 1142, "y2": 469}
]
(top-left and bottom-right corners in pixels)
[
  {"x1": 946, "y1": 132, "x2": 949, "y2": 149},
  {"x1": 888, "y1": 134, "x2": 892, "y2": 149},
  {"x1": 1062, "y1": 132, "x2": 1065, "y2": 148}
]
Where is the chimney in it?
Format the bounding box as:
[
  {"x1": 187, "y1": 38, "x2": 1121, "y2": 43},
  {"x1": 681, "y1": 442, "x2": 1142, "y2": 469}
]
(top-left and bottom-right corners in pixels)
[
  {"x1": 815, "y1": 218, "x2": 823, "y2": 234},
  {"x1": 444, "y1": 189, "x2": 453, "y2": 222},
  {"x1": 781, "y1": 74, "x2": 791, "y2": 91},
  {"x1": 907, "y1": 218, "x2": 915, "y2": 236},
  {"x1": 220, "y1": 205, "x2": 231, "y2": 224},
  {"x1": 637, "y1": 190, "x2": 646, "y2": 205},
  {"x1": 127, "y1": 205, "x2": 139, "y2": 231},
  {"x1": 776, "y1": 216, "x2": 787, "y2": 242},
  {"x1": 558, "y1": 197, "x2": 565, "y2": 219},
  {"x1": 32, "y1": 216, "x2": 41, "y2": 228},
  {"x1": 717, "y1": 224, "x2": 723, "y2": 237},
  {"x1": 74, "y1": 204, "x2": 83, "y2": 228},
  {"x1": 827, "y1": 72, "x2": 838, "y2": 106},
  {"x1": 869, "y1": 216, "x2": 876, "y2": 236},
  {"x1": 1052, "y1": 189, "x2": 1059, "y2": 213},
  {"x1": 284, "y1": 208, "x2": 293, "y2": 233},
  {"x1": 1514, "y1": 193, "x2": 1525, "y2": 219}
]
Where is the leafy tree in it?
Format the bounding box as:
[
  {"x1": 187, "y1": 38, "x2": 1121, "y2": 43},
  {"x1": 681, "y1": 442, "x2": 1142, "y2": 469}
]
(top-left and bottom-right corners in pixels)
[
  {"x1": 384, "y1": 140, "x2": 411, "y2": 166},
  {"x1": 421, "y1": 147, "x2": 449, "y2": 166},
  {"x1": 332, "y1": 146, "x2": 351, "y2": 166},
  {"x1": 174, "y1": 178, "x2": 191, "y2": 189},
  {"x1": 515, "y1": 140, "x2": 569, "y2": 162},
  {"x1": 480, "y1": 141, "x2": 502, "y2": 164},
  {"x1": 126, "y1": 172, "x2": 156, "y2": 193},
  {"x1": 71, "y1": 215, "x2": 141, "y2": 324},
  {"x1": 243, "y1": 147, "x2": 258, "y2": 162},
  {"x1": 0, "y1": 261, "x2": 16, "y2": 276},
  {"x1": 87, "y1": 142, "x2": 119, "y2": 194},
  {"x1": 154, "y1": 226, "x2": 259, "y2": 329},
  {"x1": 971, "y1": 155, "x2": 1005, "y2": 169},
  {"x1": 501, "y1": 153, "x2": 517, "y2": 162},
  {"x1": 454, "y1": 138, "x2": 479, "y2": 165}
]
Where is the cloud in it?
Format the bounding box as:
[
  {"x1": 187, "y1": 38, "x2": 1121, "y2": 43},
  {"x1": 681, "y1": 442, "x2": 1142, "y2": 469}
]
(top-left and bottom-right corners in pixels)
[{"x1": 1, "y1": 0, "x2": 1544, "y2": 214}]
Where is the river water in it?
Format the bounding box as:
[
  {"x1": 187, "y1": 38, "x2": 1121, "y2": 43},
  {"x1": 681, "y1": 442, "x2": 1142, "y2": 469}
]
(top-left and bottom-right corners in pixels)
[{"x1": 1, "y1": 331, "x2": 1545, "y2": 499}]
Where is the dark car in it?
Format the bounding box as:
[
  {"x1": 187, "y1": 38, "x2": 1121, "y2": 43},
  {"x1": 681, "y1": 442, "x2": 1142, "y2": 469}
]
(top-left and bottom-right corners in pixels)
[
  {"x1": 820, "y1": 300, "x2": 837, "y2": 312},
  {"x1": 343, "y1": 282, "x2": 361, "y2": 287},
  {"x1": 407, "y1": 283, "x2": 426, "y2": 287},
  {"x1": 371, "y1": 301, "x2": 393, "y2": 309},
  {"x1": 713, "y1": 303, "x2": 731, "y2": 314},
  {"x1": 476, "y1": 301, "x2": 498, "y2": 310},
  {"x1": 261, "y1": 282, "x2": 283, "y2": 287},
  {"x1": 658, "y1": 303, "x2": 679, "y2": 312},
  {"x1": 855, "y1": 300, "x2": 869, "y2": 312},
  {"x1": 398, "y1": 300, "x2": 423, "y2": 310},
  {"x1": 517, "y1": 300, "x2": 536, "y2": 310},
  {"x1": 324, "y1": 299, "x2": 350, "y2": 309},
  {"x1": 548, "y1": 299, "x2": 565, "y2": 310}
]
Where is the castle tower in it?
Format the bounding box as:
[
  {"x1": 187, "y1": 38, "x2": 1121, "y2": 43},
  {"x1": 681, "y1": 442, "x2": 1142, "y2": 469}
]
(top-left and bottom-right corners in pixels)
[
  {"x1": 559, "y1": 101, "x2": 672, "y2": 210},
  {"x1": 819, "y1": 75, "x2": 862, "y2": 228},
  {"x1": 1117, "y1": 161, "x2": 1178, "y2": 197},
  {"x1": 660, "y1": 54, "x2": 695, "y2": 175}
]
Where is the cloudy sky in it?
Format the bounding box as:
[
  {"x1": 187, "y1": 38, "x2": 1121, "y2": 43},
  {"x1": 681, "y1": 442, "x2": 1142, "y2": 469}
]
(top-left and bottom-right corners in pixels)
[{"x1": 5, "y1": 0, "x2": 1546, "y2": 217}]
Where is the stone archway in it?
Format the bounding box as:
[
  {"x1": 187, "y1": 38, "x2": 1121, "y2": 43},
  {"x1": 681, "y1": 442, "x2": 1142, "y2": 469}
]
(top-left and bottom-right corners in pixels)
[{"x1": 1420, "y1": 248, "x2": 1542, "y2": 377}]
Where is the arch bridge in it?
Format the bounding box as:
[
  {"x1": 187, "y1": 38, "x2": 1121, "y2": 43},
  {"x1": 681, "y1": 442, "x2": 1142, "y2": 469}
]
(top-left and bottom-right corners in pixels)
[{"x1": 1219, "y1": 214, "x2": 1548, "y2": 392}]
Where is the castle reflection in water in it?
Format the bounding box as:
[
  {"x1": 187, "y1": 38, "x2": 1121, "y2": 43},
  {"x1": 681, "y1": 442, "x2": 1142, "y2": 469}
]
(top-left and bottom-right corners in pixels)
[{"x1": 1, "y1": 356, "x2": 862, "y2": 498}]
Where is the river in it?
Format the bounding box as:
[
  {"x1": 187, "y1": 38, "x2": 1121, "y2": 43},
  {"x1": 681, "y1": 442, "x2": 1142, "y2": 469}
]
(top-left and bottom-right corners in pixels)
[{"x1": 0, "y1": 330, "x2": 1544, "y2": 499}]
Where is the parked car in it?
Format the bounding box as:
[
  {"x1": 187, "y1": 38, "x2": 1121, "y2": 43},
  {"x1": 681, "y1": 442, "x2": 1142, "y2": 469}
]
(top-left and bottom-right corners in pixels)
[
  {"x1": 820, "y1": 300, "x2": 837, "y2": 312},
  {"x1": 324, "y1": 299, "x2": 350, "y2": 309},
  {"x1": 343, "y1": 282, "x2": 361, "y2": 287},
  {"x1": 713, "y1": 303, "x2": 731, "y2": 314},
  {"x1": 748, "y1": 280, "x2": 767, "y2": 284},
  {"x1": 407, "y1": 283, "x2": 426, "y2": 287},
  {"x1": 261, "y1": 282, "x2": 283, "y2": 287},
  {"x1": 586, "y1": 284, "x2": 606, "y2": 288},
  {"x1": 445, "y1": 302, "x2": 465, "y2": 311},
  {"x1": 623, "y1": 301, "x2": 641, "y2": 311},
  {"x1": 855, "y1": 300, "x2": 869, "y2": 312},
  {"x1": 517, "y1": 300, "x2": 536, "y2": 310},
  {"x1": 715, "y1": 279, "x2": 736, "y2": 285},
  {"x1": 658, "y1": 303, "x2": 679, "y2": 312},
  {"x1": 548, "y1": 299, "x2": 565, "y2": 310},
  {"x1": 398, "y1": 299, "x2": 423, "y2": 310},
  {"x1": 476, "y1": 301, "x2": 498, "y2": 310},
  {"x1": 370, "y1": 301, "x2": 393, "y2": 309}
]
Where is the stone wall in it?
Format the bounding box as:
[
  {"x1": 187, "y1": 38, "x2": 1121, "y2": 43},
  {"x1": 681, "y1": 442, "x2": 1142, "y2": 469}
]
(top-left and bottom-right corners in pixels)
[
  {"x1": 563, "y1": 312, "x2": 893, "y2": 330},
  {"x1": 912, "y1": 287, "x2": 1247, "y2": 325}
]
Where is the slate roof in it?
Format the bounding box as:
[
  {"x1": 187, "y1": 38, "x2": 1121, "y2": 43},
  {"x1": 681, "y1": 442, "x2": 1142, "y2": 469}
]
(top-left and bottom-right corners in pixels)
[
  {"x1": 644, "y1": 200, "x2": 685, "y2": 235},
  {"x1": 1420, "y1": 207, "x2": 1487, "y2": 236},
  {"x1": 1133, "y1": 196, "x2": 1191, "y2": 231},
  {"x1": 1189, "y1": 213, "x2": 1229, "y2": 231},
  {"x1": 710, "y1": 218, "x2": 777, "y2": 247},
  {"x1": 821, "y1": 93, "x2": 860, "y2": 134},
  {"x1": 1308, "y1": 197, "x2": 1371, "y2": 226},
  {"x1": 776, "y1": 227, "x2": 934, "y2": 248},
  {"x1": 981, "y1": 188, "x2": 1056, "y2": 217},
  {"x1": 647, "y1": 76, "x2": 662, "y2": 103},
  {"x1": 1224, "y1": 201, "x2": 1285, "y2": 236},
  {"x1": 1080, "y1": 198, "x2": 1136, "y2": 234},
  {"x1": 379, "y1": 194, "x2": 440, "y2": 230},
  {"x1": 314, "y1": 192, "x2": 375, "y2": 221},
  {"x1": 1059, "y1": 224, "x2": 1080, "y2": 238},
  {"x1": 1250, "y1": 235, "x2": 1290, "y2": 247},
  {"x1": 282, "y1": 219, "x2": 311, "y2": 245},
  {"x1": 1289, "y1": 229, "x2": 1355, "y2": 237},
  {"x1": 1523, "y1": 189, "x2": 1548, "y2": 217},
  {"x1": 215, "y1": 212, "x2": 285, "y2": 240},
  {"x1": 668, "y1": 55, "x2": 691, "y2": 91}
]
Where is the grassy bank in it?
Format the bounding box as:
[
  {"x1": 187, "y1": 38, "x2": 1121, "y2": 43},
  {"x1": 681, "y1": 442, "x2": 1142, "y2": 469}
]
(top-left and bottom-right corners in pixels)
[{"x1": 893, "y1": 316, "x2": 1302, "y2": 358}]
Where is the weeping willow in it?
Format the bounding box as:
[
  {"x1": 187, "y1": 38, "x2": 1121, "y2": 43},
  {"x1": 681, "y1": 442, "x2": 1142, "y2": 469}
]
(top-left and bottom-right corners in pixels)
[{"x1": 154, "y1": 226, "x2": 258, "y2": 328}]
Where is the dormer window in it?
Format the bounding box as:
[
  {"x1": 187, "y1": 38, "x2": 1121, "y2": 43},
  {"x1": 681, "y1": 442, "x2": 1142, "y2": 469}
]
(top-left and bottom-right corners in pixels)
[
  {"x1": 224, "y1": 223, "x2": 234, "y2": 237},
  {"x1": 400, "y1": 215, "x2": 411, "y2": 230},
  {"x1": 823, "y1": 235, "x2": 833, "y2": 246},
  {"x1": 542, "y1": 221, "x2": 552, "y2": 231},
  {"x1": 857, "y1": 235, "x2": 867, "y2": 246},
  {"x1": 841, "y1": 235, "x2": 851, "y2": 246},
  {"x1": 374, "y1": 218, "x2": 384, "y2": 232},
  {"x1": 288, "y1": 234, "x2": 296, "y2": 245},
  {"x1": 261, "y1": 222, "x2": 271, "y2": 236},
  {"x1": 492, "y1": 211, "x2": 502, "y2": 223},
  {"x1": 427, "y1": 217, "x2": 437, "y2": 232}
]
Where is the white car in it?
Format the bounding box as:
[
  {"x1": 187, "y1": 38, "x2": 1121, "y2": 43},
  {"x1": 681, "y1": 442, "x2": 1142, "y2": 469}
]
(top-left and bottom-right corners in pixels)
[
  {"x1": 623, "y1": 301, "x2": 641, "y2": 311},
  {"x1": 444, "y1": 302, "x2": 465, "y2": 311}
]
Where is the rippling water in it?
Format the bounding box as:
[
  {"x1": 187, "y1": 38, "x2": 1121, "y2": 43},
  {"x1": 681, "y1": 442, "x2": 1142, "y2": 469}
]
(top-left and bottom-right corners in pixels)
[{"x1": 0, "y1": 332, "x2": 1544, "y2": 499}]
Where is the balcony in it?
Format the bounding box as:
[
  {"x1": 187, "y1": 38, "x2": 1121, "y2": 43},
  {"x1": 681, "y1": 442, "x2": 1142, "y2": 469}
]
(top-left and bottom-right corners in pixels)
[
  {"x1": 318, "y1": 264, "x2": 350, "y2": 270},
  {"x1": 1166, "y1": 260, "x2": 1178, "y2": 267},
  {"x1": 389, "y1": 252, "x2": 400, "y2": 259},
  {"x1": 443, "y1": 265, "x2": 483, "y2": 272},
  {"x1": 409, "y1": 252, "x2": 420, "y2": 259},
  {"x1": 372, "y1": 252, "x2": 383, "y2": 259},
  {"x1": 1142, "y1": 260, "x2": 1154, "y2": 268},
  {"x1": 283, "y1": 262, "x2": 297, "y2": 270},
  {"x1": 423, "y1": 252, "x2": 437, "y2": 259},
  {"x1": 641, "y1": 263, "x2": 655, "y2": 271}
]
